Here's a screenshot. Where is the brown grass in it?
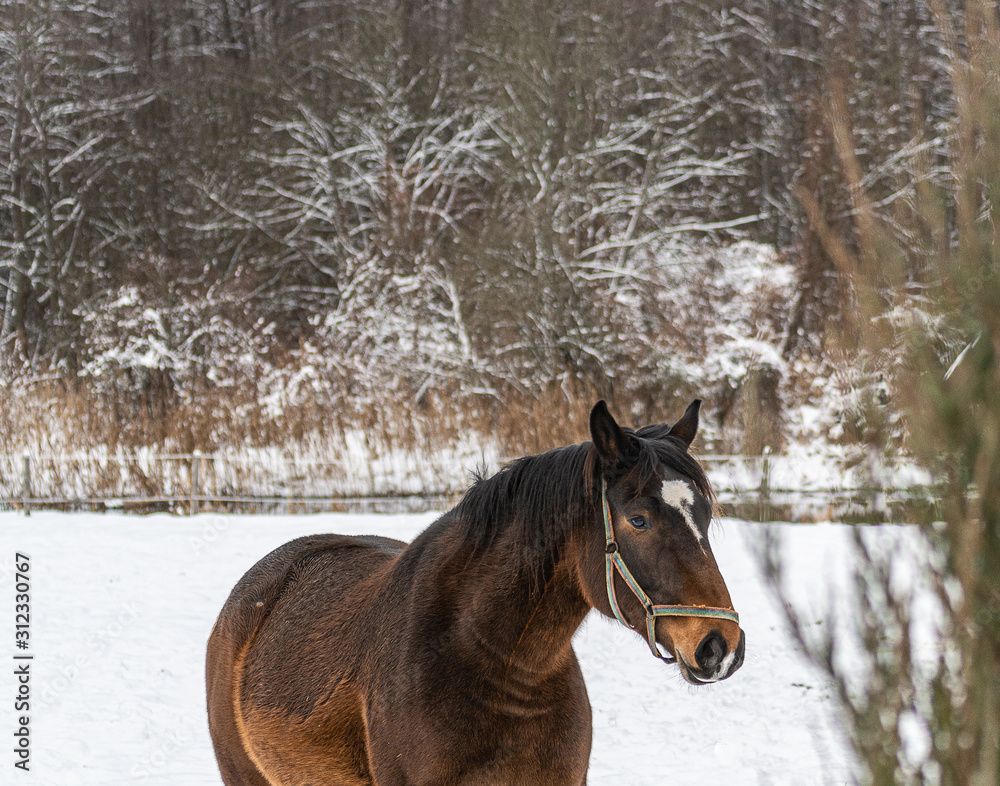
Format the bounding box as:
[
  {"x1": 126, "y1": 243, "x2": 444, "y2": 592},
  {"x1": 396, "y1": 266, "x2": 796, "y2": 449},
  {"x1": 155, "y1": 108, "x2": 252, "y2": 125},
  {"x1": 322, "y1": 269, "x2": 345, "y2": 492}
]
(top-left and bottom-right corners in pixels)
[{"x1": 0, "y1": 370, "x2": 702, "y2": 462}]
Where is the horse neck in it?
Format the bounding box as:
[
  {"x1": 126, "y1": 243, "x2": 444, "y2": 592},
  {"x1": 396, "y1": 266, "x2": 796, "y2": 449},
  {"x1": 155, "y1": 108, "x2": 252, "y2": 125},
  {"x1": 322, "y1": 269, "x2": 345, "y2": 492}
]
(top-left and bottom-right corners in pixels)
[{"x1": 445, "y1": 518, "x2": 594, "y2": 680}]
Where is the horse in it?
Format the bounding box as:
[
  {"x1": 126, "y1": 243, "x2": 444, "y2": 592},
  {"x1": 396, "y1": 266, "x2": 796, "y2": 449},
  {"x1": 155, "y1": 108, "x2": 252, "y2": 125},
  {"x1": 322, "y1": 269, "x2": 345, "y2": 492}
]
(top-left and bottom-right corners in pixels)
[{"x1": 206, "y1": 400, "x2": 745, "y2": 785}]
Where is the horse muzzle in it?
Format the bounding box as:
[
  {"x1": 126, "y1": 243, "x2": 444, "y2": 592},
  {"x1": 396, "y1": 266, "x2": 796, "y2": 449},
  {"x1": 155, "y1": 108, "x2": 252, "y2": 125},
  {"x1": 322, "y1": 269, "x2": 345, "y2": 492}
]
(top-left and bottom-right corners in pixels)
[{"x1": 676, "y1": 629, "x2": 745, "y2": 685}]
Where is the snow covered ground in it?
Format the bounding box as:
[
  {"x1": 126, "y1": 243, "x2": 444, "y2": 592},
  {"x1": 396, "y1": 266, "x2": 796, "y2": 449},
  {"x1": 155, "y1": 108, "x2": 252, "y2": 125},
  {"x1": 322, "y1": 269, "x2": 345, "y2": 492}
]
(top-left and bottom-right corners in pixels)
[{"x1": 0, "y1": 511, "x2": 858, "y2": 785}]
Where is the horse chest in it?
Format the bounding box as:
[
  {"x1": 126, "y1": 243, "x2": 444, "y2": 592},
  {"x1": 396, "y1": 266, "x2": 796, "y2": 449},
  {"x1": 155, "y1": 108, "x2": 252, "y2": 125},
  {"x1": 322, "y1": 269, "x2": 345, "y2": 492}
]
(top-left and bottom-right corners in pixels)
[{"x1": 364, "y1": 661, "x2": 592, "y2": 785}]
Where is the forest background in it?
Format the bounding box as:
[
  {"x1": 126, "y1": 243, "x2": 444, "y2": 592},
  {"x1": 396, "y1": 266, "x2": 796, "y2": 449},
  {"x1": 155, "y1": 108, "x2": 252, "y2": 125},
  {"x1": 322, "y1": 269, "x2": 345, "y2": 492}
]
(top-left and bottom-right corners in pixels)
[
  {"x1": 4, "y1": 4, "x2": 1000, "y2": 785},
  {"x1": 0, "y1": 0, "x2": 963, "y2": 457}
]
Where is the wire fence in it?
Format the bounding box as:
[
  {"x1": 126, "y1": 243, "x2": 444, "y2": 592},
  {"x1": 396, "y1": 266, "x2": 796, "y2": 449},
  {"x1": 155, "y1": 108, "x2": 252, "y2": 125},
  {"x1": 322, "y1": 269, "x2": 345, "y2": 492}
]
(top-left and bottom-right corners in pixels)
[
  {"x1": 0, "y1": 449, "x2": 937, "y2": 522},
  {"x1": 0, "y1": 450, "x2": 451, "y2": 516}
]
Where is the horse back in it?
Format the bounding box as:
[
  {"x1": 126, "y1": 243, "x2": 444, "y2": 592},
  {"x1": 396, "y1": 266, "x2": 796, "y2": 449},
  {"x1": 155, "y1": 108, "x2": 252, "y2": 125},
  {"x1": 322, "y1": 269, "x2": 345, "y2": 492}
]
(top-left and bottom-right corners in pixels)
[{"x1": 206, "y1": 533, "x2": 405, "y2": 785}]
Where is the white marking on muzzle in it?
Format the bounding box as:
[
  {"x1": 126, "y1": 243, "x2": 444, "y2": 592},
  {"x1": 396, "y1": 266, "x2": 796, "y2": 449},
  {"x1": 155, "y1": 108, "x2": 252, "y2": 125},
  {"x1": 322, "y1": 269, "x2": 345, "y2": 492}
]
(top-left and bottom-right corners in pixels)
[
  {"x1": 710, "y1": 648, "x2": 738, "y2": 682},
  {"x1": 683, "y1": 646, "x2": 738, "y2": 684},
  {"x1": 660, "y1": 479, "x2": 703, "y2": 547}
]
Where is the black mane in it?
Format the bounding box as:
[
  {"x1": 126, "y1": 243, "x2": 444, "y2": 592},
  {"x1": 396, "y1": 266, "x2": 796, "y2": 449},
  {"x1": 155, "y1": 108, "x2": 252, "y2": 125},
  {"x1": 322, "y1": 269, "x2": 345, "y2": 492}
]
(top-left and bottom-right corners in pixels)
[
  {"x1": 453, "y1": 443, "x2": 592, "y2": 563},
  {"x1": 633, "y1": 424, "x2": 714, "y2": 500},
  {"x1": 452, "y1": 428, "x2": 713, "y2": 564}
]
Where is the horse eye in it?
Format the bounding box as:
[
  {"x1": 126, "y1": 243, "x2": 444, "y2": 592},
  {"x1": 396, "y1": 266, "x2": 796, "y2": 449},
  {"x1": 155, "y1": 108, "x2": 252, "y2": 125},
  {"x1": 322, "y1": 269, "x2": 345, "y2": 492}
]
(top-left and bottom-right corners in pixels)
[{"x1": 628, "y1": 515, "x2": 649, "y2": 530}]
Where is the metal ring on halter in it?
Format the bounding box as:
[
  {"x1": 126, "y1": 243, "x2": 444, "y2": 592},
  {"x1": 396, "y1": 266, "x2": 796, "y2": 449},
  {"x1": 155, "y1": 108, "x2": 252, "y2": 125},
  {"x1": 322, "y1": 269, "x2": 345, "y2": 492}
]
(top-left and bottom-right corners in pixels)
[{"x1": 600, "y1": 480, "x2": 739, "y2": 661}]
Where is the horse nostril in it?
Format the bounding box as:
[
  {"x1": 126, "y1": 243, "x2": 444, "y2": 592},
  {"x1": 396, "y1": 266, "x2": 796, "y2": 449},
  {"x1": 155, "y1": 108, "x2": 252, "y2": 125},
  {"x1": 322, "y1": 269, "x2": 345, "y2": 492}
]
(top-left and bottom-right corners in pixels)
[{"x1": 695, "y1": 630, "x2": 728, "y2": 672}]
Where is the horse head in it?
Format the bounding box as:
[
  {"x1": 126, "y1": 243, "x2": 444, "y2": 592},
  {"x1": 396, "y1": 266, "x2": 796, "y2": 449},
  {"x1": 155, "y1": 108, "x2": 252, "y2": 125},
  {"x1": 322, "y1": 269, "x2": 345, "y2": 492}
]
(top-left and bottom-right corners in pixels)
[{"x1": 583, "y1": 400, "x2": 745, "y2": 685}]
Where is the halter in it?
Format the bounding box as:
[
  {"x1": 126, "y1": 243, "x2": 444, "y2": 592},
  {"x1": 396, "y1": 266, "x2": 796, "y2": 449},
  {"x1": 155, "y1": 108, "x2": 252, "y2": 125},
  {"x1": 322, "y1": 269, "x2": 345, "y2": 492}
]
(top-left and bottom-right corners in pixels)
[{"x1": 601, "y1": 480, "x2": 739, "y2": 662}]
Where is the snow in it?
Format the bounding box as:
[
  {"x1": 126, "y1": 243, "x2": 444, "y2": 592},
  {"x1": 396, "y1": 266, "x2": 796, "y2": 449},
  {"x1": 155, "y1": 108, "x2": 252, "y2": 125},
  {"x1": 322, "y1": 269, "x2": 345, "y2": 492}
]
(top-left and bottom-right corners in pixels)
[{"x1": 0, "y1": 511, "x2": 858, "y2": 785}]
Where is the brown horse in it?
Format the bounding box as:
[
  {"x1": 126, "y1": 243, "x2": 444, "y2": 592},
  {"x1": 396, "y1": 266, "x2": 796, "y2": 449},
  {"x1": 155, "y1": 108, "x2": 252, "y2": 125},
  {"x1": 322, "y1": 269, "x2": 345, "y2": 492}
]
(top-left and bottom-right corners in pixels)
[{"x1": 206, "y1": 400, "x2": 744, "y2": 785}]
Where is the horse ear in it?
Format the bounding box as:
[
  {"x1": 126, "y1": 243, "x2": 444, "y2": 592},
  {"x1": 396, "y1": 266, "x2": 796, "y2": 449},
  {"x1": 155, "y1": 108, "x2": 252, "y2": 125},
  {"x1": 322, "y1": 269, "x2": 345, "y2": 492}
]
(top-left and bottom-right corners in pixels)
[
  {"x1": 668, "y1": 399, "x2": 701, "y2": 450},
  {"x1": 590, "y1": 400, "x2": 639, "y2": 474}
]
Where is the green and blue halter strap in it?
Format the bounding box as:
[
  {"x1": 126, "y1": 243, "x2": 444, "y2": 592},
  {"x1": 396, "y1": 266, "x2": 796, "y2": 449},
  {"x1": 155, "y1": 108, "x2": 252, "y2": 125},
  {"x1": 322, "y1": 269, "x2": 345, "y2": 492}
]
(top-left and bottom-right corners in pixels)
[{"x1": 601, "y1": 480, "x2": 740, "y2": 661}]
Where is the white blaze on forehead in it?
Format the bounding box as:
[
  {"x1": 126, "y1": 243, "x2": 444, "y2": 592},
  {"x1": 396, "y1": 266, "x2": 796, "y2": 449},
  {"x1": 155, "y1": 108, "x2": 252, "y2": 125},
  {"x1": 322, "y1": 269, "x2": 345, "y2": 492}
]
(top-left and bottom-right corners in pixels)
[{"x1": 660, "y1": 479, "x2": 703, "y2": 545}]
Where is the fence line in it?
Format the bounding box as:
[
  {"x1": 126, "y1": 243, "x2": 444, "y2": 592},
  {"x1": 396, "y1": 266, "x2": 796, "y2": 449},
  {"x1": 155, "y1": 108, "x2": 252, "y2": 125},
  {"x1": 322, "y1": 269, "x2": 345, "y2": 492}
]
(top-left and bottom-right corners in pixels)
[
  {"x1": 1, "y1": 449, "x2": 480, "y2": 515},
  {"x1": 0, "y1": 449, "x2": 933, "y2": 519}
]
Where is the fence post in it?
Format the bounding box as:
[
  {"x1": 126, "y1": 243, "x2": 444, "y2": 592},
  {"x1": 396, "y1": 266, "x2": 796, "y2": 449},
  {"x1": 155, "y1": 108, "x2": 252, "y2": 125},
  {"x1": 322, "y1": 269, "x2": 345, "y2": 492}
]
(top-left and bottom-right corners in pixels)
[
  {"x1": 191, "y1": 451, "x2": 202, "y2": 516},
  {"x1": 759, "y1": 446, "x2": 771, "y2": 522},
  {"x1": 21, "y1": 452, "x2": 31, "y2": 517}
]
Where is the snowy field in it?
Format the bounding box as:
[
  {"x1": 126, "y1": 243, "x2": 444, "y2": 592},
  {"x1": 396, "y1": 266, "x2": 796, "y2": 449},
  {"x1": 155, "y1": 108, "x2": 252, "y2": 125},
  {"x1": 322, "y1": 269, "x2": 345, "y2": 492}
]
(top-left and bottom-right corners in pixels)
[{"x1": 0, "y1": 511, "x2": 859, "y2": 785}]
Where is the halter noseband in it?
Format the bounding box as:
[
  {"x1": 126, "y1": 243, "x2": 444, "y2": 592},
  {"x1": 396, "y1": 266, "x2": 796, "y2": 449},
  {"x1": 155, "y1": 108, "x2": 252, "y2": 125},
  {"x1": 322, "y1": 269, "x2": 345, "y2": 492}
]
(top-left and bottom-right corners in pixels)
[{"x1": 601, "y1": 480, "x2": 739, "y2": 662}]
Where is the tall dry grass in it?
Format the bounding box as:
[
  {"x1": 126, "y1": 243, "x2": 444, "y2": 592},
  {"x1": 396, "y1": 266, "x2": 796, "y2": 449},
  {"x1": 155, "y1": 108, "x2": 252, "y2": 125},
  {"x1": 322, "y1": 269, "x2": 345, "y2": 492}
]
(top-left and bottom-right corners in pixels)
[{"x1": 0, "y1": 372, "x2": 702, "y2": 462}]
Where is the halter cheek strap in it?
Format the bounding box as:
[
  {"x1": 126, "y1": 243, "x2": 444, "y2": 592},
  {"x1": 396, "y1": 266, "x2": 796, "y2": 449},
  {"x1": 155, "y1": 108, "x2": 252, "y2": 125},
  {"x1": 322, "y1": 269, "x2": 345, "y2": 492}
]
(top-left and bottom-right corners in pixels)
[{"x1": 601, "y1": 480, "x2": 740, "y2": 662}]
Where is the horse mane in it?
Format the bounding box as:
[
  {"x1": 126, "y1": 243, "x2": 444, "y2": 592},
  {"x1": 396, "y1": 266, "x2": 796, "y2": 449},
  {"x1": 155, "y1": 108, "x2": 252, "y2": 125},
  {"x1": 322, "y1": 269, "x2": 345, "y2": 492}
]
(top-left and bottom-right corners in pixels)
[
  {"x1": 453, "y1": 443, "x2": 593, "y2": 563},
  {"x1": 633, "y1": 424, "x2": 715, "y2": 502},
  {"x1": 452, "y1": 427, "x2": 714, "y2": 565}
]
